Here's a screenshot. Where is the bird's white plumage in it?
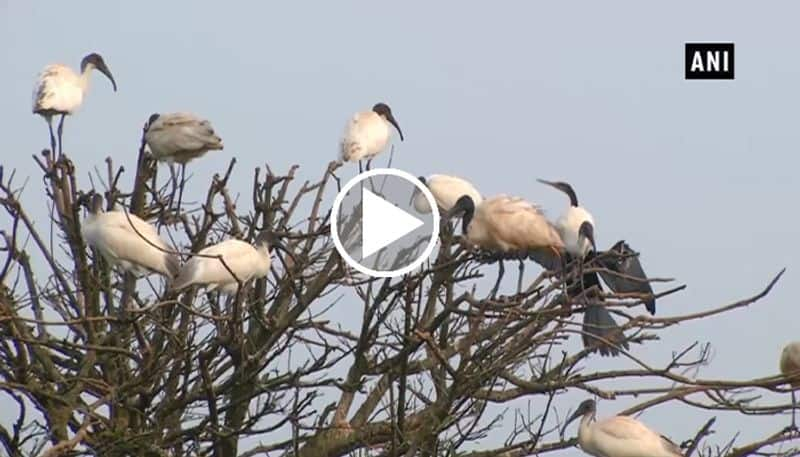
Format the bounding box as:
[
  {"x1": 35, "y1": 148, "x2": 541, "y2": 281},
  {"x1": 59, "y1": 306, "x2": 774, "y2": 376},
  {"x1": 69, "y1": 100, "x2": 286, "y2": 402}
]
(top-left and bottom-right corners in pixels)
[
  {"x1": 576, "y1": 413, "x2": 683, "y2": 457},
  {"x1": 81, "y1": 210, "x2": 178, "y2": 278},
  {"x1": 413, "y1": 174, "x2": 483, "y2": 213},
  {"x1": 340, "y1": 111, "x2": 392, "y2": 162},
  {"x1": 145, "y1": 112, "x2": 224, "y2": 164},
  {"x1": 556, "y1": 206, "x2": 595, "y2": 258},
  {"x1": 32, "y1": 64, "x2": 88, "y2": 116},
  {"x1": 173, "y1": 239, "x2": 272, "y2": 294},
  {"x1": 781, "y1": 341, "x2": 800, "y2": 387},
  {"x1": 465, "y1": 195, "x2": 564, "y2": 253}
]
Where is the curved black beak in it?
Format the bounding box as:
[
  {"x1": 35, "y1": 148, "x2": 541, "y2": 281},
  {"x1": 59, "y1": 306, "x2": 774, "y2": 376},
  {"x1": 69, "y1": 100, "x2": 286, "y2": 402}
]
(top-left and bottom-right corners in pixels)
[
  {"x1": 445, "y1": 196, "x2": 469, "y2": 220},
  {"x1": 579, "y1": 221, "x2": 596, "y2": 252},
  {"x1": 386, "y1": 113, "x2": 404, "y2": 141},
  {"x1": 96, "y1": 62, "x2": 117, "y2": 92},
  {"x1": 560, "y1": 408, "x2": 583, "y2": 438},
  {"x1": 262, "y1": 232, "x2": 299, "y2": 267},
  {"x1": 446, "y1": 195, "x2": 475, "y2": 235}
]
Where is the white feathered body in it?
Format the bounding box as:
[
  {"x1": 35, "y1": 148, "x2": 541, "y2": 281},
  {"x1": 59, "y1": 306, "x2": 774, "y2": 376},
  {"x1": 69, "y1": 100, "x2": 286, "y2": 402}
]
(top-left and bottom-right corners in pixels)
[
  {"x1": 555, "y1": 206, "x2": 595, "y2": 258},
  {"x1": 413, "y1": 174, "x2": 483, "y2": 213},
  {"x1": 340, "y1": 111, "x2": 392, "y2": 162},
  {"x1": 32, "y1": 64, "x2": 88, "y2": 116},
  {"x1": 81, "y1": 210, "x2": 178, "y2": 278},
  {"x1": 465, "y1": 195, "x2": 564, "y2": 253},
  {"x1": 145, "y1": 112, "x2": 224, "y2": 164},
  {"x1": 781, "y1": 341, "x2": 800, "y2": 388},
  {"x1": 173, "y1": 239, "x2": 271, "y2": 294},
  {"x1": 577, "y1": 415, "x2": 683, "y2": 457}
]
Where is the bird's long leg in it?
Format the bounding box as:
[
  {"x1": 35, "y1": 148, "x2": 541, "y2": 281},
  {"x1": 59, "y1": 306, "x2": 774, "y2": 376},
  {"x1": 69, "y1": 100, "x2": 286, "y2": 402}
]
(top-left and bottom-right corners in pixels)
[
  {"x1": 167, "y1": 164, "x2": 179, "y2": 211},
  {"x1": 330, "y1": 170, "x2": 342, "y2": 192},
  {"x1": 46, "y1": 117, "x2": 56, "y2": 155},
  {"x1": 176, "y1": 163, "x2": 187, "y2": 214},
  {"x1": 366, "y1": 158, "x2": 373, "y2": 171},
  {"x1": 516, "y1": 256, "x2": 525, "y2": 295},
  {"x1": 56, "y1": 114, "x2": 66, "y2": 157},
  {"x1": 490, "y1": 259, "x2": 505, "y2": 298},
  {"x1": 358, "y1": 161, "x2": 363, "y2": 174},
  {"x1": 551, "y1": 246, "x2": 568, "y2": 298},
  {"x1": 792, "y1": 390, "x2": 797, "y2": 431}
]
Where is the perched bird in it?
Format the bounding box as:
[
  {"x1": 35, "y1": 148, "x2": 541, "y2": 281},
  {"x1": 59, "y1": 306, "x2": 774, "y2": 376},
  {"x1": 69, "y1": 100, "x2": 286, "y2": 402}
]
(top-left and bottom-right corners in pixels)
[
  {"x1": 411, "y1": 174, "x2": 483, "y2": 214},
  {"x1": 779, "y1": 341, "x2": 800, "y2": 429},
  {"x1": 595, "y1": 241, "x2": 657, "y2": 315},
  {"x1": 144, "y1": 112, "x2": 224, "y2": 210},
  {"x1": 547, "y1": 240, "x2": 656, "y2": 356},
  {"x1": 32, "y1": 53, "x2": 117, "y2": 156},
  {"x1": 81, "y1": 193, "x2": 178, "y2": 278},
  {"x1": 448, "y1": 194, "x2": 564, "y2": 295},
  {"x1": 538, "y1": 179, "x2": 595, "y2": 257},
  {"x1": 536, "y1": 179, "x2": 627, "y2": 356},
  {"x1": 340, "y1": 103, "x2": 403, "y2": 172},
  {"x1": 566, "y1": 268, "x2": 630, "y2": 357},
  {"x1": 449, "y1": 195, "x2": 563, "y2": 255},
  {"x1": 561, "y1": 399, "x2": 684, "y2": 457},
  {"x1": 172, "y1": 231, "x2": 279, "y2": 294}
]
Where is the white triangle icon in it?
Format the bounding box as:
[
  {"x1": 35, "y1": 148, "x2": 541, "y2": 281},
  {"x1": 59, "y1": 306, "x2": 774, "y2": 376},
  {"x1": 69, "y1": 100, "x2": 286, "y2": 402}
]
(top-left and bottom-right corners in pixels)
[{"x1": 362, "y1": 188, "x2": 424, "y2": 259}]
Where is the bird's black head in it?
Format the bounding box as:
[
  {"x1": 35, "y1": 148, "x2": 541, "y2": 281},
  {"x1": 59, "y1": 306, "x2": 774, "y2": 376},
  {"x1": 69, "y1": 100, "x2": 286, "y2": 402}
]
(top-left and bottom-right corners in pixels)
[
  {"x1": 574, "y1": 399, "x2": 597, "y2": 417},
  {"x1": 146, "y1": 113, "x2": 161, "y2": 130},
  {"x1": 254, "y1": 230, "x2": 279, "y2": 249},
  {"x1": 447, "y1": 195, "x2": 476, "y2": 235},
  {"x1": 372, "y1": 102, "x2": 404, "y2": 141},
  {"x1": 560, "y1": 399, "x2": 597, "y2": 437},
  {"x1": 89, "y1": 192, "x2": 104, "y2": 214},
  {"x1": 81, "y1": 52, "x2": 117, "y2": 92},
  {"x1": 372, "y1": 102, "x2": 392, "y2": 117},
  {"x1": 537, "y1": 179, "x2": 579, "y2": 207}
]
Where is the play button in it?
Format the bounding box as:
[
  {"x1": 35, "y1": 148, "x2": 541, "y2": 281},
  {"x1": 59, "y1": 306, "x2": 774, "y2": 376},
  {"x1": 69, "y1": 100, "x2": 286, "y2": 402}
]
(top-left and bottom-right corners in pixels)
[
  {"x1": 362, "y1": 189, "x2": 424, "y2": 258},
  {"x1": 331, "y1": 168, "x2": 440, "y2": 277}
]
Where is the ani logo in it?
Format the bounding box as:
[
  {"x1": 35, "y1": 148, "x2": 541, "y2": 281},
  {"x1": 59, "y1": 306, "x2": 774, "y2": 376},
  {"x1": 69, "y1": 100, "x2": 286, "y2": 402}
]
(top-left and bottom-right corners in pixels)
[{"x1": 685, "y1": 43, "x2": 734, "y2": 80}]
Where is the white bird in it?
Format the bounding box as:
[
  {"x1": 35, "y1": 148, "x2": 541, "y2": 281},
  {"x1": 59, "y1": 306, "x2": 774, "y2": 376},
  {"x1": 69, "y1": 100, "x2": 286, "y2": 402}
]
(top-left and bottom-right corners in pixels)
[
  {"x1": 172, "y1": 231, "x2": 277, "y2": 294},
  {"x1": 411, "y1": 174, "x2": 483, "y2": 214},
  {"x1": 81, "y1": 193, "x2": 178, "y2": 278},
  {"x1": 561, "y1": 399, "x2": 684, "y2": 457},
  {"x1": 538, "y1": 179, "x2": 623, "y2": 356},
  {"x1": 448, "y1": 194, "x2": 564, "y2": 295},
  {"x1": 340, "y1": 103, "x2": 403, "y2": 172},
  {"x1": 780, "y1": 341, "x2": 800, "y2": 429},
  {"x1": 449, "y1": 194, "x2": 564, "y2": 256},
  {"x1": 144, "y1": 112, "x2": 224, "y2": 210},
  {"x1": 538, "y1": 179, "x2": 596, "y2": 257},
  {"x1": 32, "y1": 53, "x2": 117, "y2": 156},
  {"x1": 145, "y1": 112, "x2": 224, "y2": 164}
]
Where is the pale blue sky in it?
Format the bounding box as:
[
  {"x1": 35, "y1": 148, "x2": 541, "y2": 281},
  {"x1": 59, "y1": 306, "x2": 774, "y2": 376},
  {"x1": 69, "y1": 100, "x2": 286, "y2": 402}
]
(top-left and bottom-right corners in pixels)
[{"x1": 2, "y1": 1, "x2": 799, "y2": 454}]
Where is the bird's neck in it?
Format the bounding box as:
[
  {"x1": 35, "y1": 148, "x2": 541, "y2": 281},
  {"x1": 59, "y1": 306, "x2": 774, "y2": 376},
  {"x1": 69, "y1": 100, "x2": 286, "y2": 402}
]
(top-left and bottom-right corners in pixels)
[
  {"x1": 461, "y1": 209, "x2": 474, "y2": 235},
  {"x1": 256, "y1": 243, "x2": 271, "y2": 257},
  {"x1": 79, "y1": 64, "x2": 95, "y2": 91},
  {"x1": 577, "y1": 413, "x2": 594, "y2": 445}
]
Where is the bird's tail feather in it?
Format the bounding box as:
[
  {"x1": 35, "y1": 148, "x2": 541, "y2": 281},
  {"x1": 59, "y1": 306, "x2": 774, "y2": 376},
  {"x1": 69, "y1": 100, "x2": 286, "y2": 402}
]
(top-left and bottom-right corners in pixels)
[{"x1": 582, "y1": 305, "x2": 629, "y2": 357}]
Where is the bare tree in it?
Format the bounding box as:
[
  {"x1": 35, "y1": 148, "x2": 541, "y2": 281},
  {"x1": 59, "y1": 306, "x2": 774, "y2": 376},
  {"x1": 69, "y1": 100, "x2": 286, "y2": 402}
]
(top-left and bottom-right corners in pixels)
[{"x1": 0, "y1": 130, "x2": 797, "y2": 457}]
